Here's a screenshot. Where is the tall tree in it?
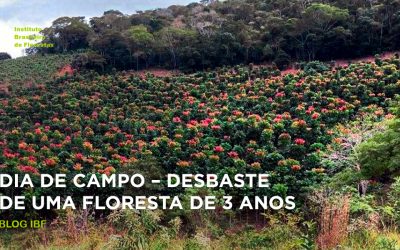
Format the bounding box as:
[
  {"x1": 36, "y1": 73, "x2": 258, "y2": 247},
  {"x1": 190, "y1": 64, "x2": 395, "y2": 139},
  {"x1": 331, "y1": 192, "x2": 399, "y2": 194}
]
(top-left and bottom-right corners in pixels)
[
  {"x1": 41, "y1": 17, "x2": 91, "y2": 52},
  {"x1": 156, "y1": 27, "x2": 196, "y2": 69},
  {"x1": 293, "y1": 3, "x2": 350, "y2": 60},
  {"x1": 127, "y1": 25, "x2": 155, "y2": 70}
]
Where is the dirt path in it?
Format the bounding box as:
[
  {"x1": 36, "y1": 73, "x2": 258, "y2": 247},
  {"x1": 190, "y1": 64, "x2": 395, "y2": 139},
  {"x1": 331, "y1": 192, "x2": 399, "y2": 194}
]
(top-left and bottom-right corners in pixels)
[
  {"x1": 57, "y1": 65, "x2": 74, "y2": 76},
  {"x1": 133, "y1": 68, "x2": 179, "y2": 78},
  {"x1": 0, "y1": 82, "x2": 9, "y2": 94}
]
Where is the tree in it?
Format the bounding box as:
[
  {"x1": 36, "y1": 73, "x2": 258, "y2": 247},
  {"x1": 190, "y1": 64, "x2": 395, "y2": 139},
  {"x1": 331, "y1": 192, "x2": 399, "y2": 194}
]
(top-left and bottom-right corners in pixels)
[
  {"x1": 90, "y1": 10, "x2": 130, "y2": 33},
  {"x1": 156, "y1": 27, "x2": 196, "y2": 69},
  {"x1": 127, "y1": 25, "x2": 155, "y2": 70},
  {"x1": 71, "y1": 51, "x2": 106, "y2": 72},
  {"x1": 353, "y1": 8, "x2": 382, "y2": 55},
  {"x1": 91, "y1": 30, "x2": 130, "y2": 69},
  {"x1": 188, "y1": 5, "x2": 224, "y2": 38},
  {"x1": 357, "y1": 105, "x2": 400, "y2": 180},
  {"x1": 303, "y1": 4, "x2": 349, "y2": 33},
  {"x1": 237, "y1": 22, "x2": 261, "y2": 63},
  {"x1": 200, "y1": 0, "x2": 217, "y2": 5},
  {"x1": 0, "y1": 52, "x2": 11, "y2": 60},
  {"x1": 41, "y1": 17, "x2": 91, "y2": 52},
  {"x1": 293, "y1": 3, "x2": 350, "y2": 60},
  {"x1": 20, "y1": 0, "x2": 400, "y2": 70}
]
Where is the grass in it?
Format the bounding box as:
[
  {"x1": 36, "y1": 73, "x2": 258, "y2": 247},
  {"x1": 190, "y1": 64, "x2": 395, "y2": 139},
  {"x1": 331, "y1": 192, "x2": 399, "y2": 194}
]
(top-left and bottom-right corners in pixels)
[
  {"x1": 2, "y1": 228, "x2": 399, "y2": 250},
  {"x1": 339, "y1": 230, "x2": 400, "y2": 249}
]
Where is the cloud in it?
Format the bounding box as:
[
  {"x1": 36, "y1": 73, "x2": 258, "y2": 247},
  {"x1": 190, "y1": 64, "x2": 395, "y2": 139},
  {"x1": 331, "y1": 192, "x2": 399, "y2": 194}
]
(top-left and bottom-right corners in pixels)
[
  {"x1": 0, "y1": 19, "x2": 52, "y2": 58},
  {"x1": 0, "y1": 20, "x2": 23, "y2": 58},
  {"x1": 0, "y1": 0, "x2": 18, "y2": 7}
]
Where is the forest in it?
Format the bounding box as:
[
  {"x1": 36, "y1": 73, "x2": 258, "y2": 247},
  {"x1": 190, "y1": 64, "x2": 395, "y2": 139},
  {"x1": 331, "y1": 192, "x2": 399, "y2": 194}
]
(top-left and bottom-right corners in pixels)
[{"x1": 23, "y1": 0, "x2": 400, "y2": 71}]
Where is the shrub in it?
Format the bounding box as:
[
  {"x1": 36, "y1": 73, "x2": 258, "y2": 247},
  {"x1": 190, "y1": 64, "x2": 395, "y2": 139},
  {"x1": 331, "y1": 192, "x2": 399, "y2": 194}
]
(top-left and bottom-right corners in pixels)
[
  {"x1": 388, "y1": 177, "x2": 400, "y2": 224},
  {"x1": 301, "y1": 61, "x2": 330, "y2": 74},
  {"x1": 72, "y1": 51, "x2": 106, "y2": 72},
  {"x1": 316, "y1": 195, "x2": 350, "y2": 249},
  {"x1": 357, "y1": 118, "x2": 400, "y2": 180},
  {"x1": 108, "y1": 209, "x2": 177, "y2": 250}
]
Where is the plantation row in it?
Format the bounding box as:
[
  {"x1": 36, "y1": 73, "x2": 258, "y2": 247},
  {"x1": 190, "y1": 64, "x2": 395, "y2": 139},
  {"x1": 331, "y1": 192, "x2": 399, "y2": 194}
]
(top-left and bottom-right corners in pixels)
[{"x1": 0, "y1": 58, "x2": 399, "y2": 206}]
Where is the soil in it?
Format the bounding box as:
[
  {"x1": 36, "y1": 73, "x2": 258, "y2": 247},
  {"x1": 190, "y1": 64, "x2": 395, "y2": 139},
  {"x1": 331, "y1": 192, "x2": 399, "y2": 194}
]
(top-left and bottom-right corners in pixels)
[
  {"x1": 131, "y1": 68, "x2": 179, "y2": 78},
  {"x1": 57, "y1": 65, "x2": 74, "y2": 76}
]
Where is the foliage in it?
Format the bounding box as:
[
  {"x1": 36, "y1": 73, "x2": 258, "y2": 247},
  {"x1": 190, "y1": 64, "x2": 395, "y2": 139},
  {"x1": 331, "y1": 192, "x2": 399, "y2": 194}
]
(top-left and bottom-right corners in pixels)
[
  {"x1": 71, "y1": 51, "x2": 106, "y2": 72},
  {"x1": 2, "y1": 32, "x2": 400, "y2": 248},
  {"x1": 321, "y1": 113, "x2": 389, "y2": 188},
  {"x1": 30, "y1": 0, "x2": 400, "y2": 71},
  {"x1": 1, "y1": 57, "x2": 400, "y2": 217},
  {"x1": 388, "y1": 177, "x2": 400, "y2": 225},
  {"x1": 357, "y1": 112, "x2": 400, "y2": 180},
  {"x1": 108, "y1": 209, "x2": 176, "y2": 250},
  {"x1": 340, "y1": 230, "x2": 400, "y2": 250},
  {"x1": 301, "y1": 61, "x2": 330, "y2": 75},
  {"x1": 0, "y1": 54, "x2": 75, "y2": 85}
]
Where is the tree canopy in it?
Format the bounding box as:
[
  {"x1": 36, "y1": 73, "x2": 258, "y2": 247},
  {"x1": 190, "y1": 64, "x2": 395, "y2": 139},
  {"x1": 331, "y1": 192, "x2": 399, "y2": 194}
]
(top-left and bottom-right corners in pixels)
[{"x1": 31, "y1": 0, "x2": 400, "y2": 71}]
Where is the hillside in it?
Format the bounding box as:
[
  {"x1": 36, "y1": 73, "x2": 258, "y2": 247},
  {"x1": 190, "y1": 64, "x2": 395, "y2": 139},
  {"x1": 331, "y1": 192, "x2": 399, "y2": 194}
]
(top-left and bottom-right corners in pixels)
[
  {"x1": 2, "y1": 0, "x2": 400, "y2": 248},
  {"x1": 0, "y1": 54, "x2": 74, "y2": 93},
  {"x1": 1, "y1": 54, "x2": 400, "y2": 249}
]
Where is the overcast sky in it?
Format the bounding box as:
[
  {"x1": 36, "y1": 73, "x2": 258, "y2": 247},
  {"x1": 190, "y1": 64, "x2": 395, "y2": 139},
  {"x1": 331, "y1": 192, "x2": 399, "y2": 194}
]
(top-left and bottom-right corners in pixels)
[{"x1": 0, "y1": 0, "x2": 195, "y2": 58}]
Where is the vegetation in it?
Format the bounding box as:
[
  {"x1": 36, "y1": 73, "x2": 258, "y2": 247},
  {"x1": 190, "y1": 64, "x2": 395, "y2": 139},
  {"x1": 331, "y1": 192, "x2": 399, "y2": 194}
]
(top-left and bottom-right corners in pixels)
[
  {"x1": 0, "y1": 54, "x2": 75, "y2": 86},
  {"x1": 2, "y1": 0, "x2": 400, "y2": 249},
  {"x1": 1, "y1": 53, "x2": 400, "y2": 248},
  {"x1": 30, "y1": 0, "x2": 400, "y2": 71},
  {"x1": 0, "y1": 57, "x2": 398, "y2": 207},
  {"x1": 357, "y1": 109, "x2": 400, "y2": 180}
]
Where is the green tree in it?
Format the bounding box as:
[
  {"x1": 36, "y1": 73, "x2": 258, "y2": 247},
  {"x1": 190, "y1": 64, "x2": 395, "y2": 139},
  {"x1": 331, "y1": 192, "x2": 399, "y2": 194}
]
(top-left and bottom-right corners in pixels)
[
  {"x1": 156, "y1": 27, "x2": 196, "y2": 69},
  {"x1": 293, "y1": 3, "x2": 350, "y2": 60},
  {"x1": 127, "y1": 25, "x2": 155, "y2": 70},
  {"x1": 90, "y1": 30, "x2": 130, "y2": 69},
  {"x1": 90, "y1": 10, "x2": 130, "y2": 33},
  {"x1": 41, "y1": 17, "x2": 91, "y2": 52},
  {"x1": 357, "y1": 107, "x2": 400, "y2": 179}
]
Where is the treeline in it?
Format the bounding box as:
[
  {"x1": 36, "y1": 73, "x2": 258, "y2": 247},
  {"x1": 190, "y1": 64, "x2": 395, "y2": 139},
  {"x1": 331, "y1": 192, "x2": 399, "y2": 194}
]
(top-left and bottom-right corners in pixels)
[{"x1": 32, "y1": 0, "x2": 400, "y2": 71}]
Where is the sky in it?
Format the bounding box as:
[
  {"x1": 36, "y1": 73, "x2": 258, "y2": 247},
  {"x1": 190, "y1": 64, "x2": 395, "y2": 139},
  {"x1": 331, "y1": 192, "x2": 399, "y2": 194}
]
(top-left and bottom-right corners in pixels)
[{"x1": 0, "y1": 0, "x2": 195, "y2": 58}]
